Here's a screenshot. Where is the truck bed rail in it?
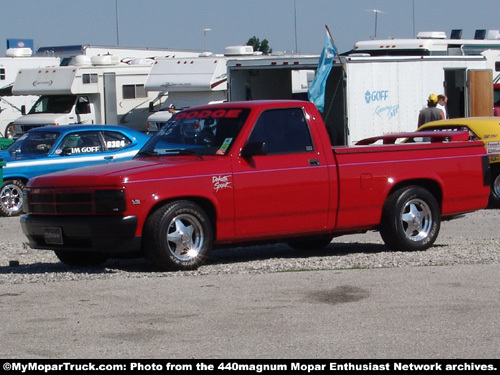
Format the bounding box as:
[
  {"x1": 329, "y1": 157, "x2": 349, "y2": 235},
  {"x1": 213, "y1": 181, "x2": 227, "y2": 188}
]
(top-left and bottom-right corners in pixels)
[{"x1": 355, "y1": 130, "x2": 470, "y2": 145}]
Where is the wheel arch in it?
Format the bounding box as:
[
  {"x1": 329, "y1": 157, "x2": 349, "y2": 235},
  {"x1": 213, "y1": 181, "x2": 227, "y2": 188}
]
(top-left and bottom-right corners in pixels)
[
  {"x1": 386, "y1": 179, "x2": 443, "y2": 209},
  {"x1": 146, "y1": 196, "x2": 217, "y2": 237},
  {"x1": 2, "y1": 176, "x2": 29, "y2": 186}
]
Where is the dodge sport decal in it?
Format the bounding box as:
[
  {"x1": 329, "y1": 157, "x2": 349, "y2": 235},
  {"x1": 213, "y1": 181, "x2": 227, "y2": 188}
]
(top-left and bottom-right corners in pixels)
[{"x1": 212, "y1": 175, "x2": 231, "y2": 192}]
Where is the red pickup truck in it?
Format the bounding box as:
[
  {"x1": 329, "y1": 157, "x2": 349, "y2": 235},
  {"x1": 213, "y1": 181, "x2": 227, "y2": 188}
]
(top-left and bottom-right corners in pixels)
[{"x1": 20, "y1": 101, "x2": 490, "y2": 271}]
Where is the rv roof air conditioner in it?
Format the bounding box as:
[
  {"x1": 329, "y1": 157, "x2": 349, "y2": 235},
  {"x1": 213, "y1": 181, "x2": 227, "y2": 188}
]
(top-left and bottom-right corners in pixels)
[
  {"x1": 224, "y1": 46, "x2": 255, "y2": 56},
  {"x1": 6, "y1": 48, "x2": 33, "y2": 57},
  {"x1": 71, "y1": 55, "x2": 92, "y2": 66},
  {"x1": 91, "y1": 54, "x2": 120, "y2": 66},
  {"x1": 416, "y1": 31, "x2": 447, "y2": 39}
]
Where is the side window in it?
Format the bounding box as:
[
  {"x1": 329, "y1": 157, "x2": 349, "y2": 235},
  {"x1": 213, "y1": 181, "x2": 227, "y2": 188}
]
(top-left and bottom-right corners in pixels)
[
  {"x1": 247, "y1": 108, "x2": 314, "y2": 154},
  {"x1": 122, "y1": 84, "x2": 147, "y2": 99},
  {"x1": 76, "y1": 96, "x2": 91, "y2": 114},
  {"x1": 102, "y1": 131, "x2": 132, "y2": 150},
  {"x1": 60, "y1": 132, "x2": 102, "y2": 154}
]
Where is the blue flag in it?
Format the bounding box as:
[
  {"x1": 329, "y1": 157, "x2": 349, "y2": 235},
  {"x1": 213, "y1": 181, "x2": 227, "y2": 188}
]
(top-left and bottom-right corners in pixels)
[{"x1": 308, "y1": 31, "x2": 337, "y2": 113}]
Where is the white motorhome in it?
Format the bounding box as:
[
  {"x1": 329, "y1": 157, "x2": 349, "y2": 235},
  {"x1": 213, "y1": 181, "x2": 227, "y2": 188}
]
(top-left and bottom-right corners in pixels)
[
  {"x1": 12, "y1": 54, "x2": 162, "y2": 135},
  {"x1": 144, "y1": 46, "x2": 263, "y2": 131},
  {"x1": 36, "y1": 44, "x2": 201, "y2": 64},
  {"x1": 0, "y1": 48, "x2": 60, "y2": 138}
]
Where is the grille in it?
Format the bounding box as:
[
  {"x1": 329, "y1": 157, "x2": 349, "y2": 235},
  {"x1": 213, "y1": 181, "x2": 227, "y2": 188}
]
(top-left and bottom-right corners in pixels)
[{"x1": 29, "y1": 189, "x2": 94, "y2": 214}]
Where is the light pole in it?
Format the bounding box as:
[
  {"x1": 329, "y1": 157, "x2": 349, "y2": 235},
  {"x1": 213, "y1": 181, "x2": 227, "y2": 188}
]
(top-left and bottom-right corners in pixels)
[
  {"x1": 115, "y1": 0, "x2": 120, "y2": 45},
  {"x1": 365, "y1": 9, "x2": 386, "y2": 40},
  {"x1": 203, "y1": 28, "x2": 211, "y2": 52},
  {"x1": 294, "y1": 0, "x2": 298, "y2": 52}
]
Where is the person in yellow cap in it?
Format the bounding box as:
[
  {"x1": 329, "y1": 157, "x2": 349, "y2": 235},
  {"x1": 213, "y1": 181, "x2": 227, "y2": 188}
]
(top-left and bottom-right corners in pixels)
[{"x1": 417, "y1": 93, "x2": 445, "y2": 127}]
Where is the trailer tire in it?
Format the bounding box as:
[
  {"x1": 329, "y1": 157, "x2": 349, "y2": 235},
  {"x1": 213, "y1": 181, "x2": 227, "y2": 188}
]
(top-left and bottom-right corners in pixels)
[
  {"x1": 143, "y1": 200, "x2": 213, "y2": 271},
  {"x1": 0, "y1": 179, "x2": 25, "y2": 217},
  {"x1": 380, "y1": 186, "x2": 440, "y2": 252}
]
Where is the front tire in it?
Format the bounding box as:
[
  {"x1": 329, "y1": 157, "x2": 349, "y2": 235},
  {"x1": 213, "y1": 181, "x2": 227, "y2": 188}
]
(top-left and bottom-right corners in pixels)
[
  {"x1": 0, "y1": 179, "x2": 25, "y2": 217},
  {"x1": 380, "y1": 186, "x2": 440, "y2": 251},
  {"x1": 143, "y1": 200, "x2": 213, "y2": 271}
]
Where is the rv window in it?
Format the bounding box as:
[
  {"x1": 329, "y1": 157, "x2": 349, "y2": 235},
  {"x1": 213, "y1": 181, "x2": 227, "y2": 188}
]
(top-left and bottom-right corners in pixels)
[
  {"x1": 82, "y1": 74, "x2": 98, "y2": 84},
  {"x1": 123, "y1": 84, "x2": 147, "y2": 99},
  {"x1": 0, "y1": 68, "x2": 5, "y2": 80}
]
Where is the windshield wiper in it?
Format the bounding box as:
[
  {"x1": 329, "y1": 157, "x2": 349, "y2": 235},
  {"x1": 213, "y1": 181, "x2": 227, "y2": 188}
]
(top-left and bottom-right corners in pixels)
[
  {"x1": 165, "y1": 149, "x2": 203, "y2": 158},
  {"x1": 136, "y1": 150, "x2": 159, "y2": 157}
]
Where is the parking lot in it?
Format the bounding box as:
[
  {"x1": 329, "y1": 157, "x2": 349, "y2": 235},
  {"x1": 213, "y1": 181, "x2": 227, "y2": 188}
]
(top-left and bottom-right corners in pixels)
[{"x1": 0, "y1": 210, "x2": 499, "y2": 358}]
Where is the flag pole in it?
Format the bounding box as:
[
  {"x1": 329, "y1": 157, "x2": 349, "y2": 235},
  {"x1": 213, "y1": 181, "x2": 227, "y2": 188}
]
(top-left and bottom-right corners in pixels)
[{"x1": 325, "y1": 24, "x2": 345, "y2": 74}]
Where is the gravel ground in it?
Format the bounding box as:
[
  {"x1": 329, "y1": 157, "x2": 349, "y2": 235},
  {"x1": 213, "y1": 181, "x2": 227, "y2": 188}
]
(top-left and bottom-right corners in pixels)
[{"x1": 1, "y1": 209, "x2": 499, "y2": 284}]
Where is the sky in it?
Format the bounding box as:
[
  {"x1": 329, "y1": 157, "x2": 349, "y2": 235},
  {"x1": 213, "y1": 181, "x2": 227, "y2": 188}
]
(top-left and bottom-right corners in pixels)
[{"x1": 1, "y1": 0, "x2": 500, "y2": 56}]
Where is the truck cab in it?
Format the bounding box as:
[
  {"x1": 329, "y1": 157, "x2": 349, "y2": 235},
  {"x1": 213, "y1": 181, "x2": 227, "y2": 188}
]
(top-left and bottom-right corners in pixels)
[{"x1": 12, "y1": 95, "x2": 96, "y2": 136}]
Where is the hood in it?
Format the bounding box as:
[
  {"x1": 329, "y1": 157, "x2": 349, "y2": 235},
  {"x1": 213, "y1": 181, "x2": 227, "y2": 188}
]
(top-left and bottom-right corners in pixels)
[
  {"x1": 0, "y1": 149, "x2": 47, "y2": 163},
  {"x1": 13, "y1": 113, "x2": 69, "y2": 125},
  {"x1": 0, "y1": 150, "x2": 10, "y2": 161},
  {"x1": 27, "y1": 155, "x2": 227, "y2": 188}
]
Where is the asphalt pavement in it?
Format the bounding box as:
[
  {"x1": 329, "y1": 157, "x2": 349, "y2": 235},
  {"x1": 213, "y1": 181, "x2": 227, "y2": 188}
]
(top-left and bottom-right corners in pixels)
[{"x1": 1, "y1": 263, "x2": 499, "y2": 359}]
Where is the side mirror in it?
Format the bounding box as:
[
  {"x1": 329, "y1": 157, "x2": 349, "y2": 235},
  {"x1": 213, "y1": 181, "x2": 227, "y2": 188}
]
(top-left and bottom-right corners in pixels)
[
  {"x1": 149, "y1": 102, "x2": 155, "y2": 112},
  {"x1": 21, "y1": 105, "x2": 26, "y2": 115},
  {"x1": 240, "y1": 141, "x2": 267, "y2": 158},
  {"x1": 61, "y1": 147, "x2": 73, "y2": 156}
]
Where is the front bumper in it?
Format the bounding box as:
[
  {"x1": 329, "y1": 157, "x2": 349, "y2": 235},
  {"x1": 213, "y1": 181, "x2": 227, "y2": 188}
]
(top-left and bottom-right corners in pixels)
[{"x1": 20, "y1": 215, "x2": 141, "y2": 253}]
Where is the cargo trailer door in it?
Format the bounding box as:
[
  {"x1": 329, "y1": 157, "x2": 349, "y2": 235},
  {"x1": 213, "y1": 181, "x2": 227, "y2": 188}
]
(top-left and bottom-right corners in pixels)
[{"x1": 468, "y1": 69, "x2": 493, "y2": 117}]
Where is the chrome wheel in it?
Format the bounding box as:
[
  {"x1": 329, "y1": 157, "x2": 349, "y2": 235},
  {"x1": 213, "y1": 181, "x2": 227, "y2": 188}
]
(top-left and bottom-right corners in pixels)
[
  {"x1": 0, "y1": 180, "x2": 25, "y2": 217},
  {"x1": 401, "y1": 198, "x2": 433, "y2": 242},
  {"x1": 166, "y1": 213, "x2": 206, "y2": 262}
]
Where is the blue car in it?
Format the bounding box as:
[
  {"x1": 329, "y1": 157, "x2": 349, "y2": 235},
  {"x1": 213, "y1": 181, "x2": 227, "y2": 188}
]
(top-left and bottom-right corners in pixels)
[{"x1": 0, "y1": 125, "x2": 150, "y2": 216}]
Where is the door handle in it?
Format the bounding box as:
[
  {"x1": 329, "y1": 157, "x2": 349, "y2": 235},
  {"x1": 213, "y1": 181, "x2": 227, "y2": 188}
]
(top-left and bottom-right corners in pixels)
[{"x1": 309, "y1": 159, "x2": 320, "y2": 166}]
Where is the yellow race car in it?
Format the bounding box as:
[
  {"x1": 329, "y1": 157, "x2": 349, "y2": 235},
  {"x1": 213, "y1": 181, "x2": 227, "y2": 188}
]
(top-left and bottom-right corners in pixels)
[{"x1": 418, "y1": 117, "x2": 500, "y2": 207}]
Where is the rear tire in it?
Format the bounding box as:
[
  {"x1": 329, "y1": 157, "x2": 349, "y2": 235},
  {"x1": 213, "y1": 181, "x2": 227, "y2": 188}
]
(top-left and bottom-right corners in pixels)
[
  {"x1": 143, "y1": 200, "x2": 213, "y2": 271},
  {"x1": 380, "y1": 186, "x2": 440, "y2": 251}
]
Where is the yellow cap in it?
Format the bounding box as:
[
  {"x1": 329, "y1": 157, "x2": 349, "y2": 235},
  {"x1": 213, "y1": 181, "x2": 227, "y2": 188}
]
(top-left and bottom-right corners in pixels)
[{"x1": 428, "y1": 94, "x2": 438, "y2": 104}]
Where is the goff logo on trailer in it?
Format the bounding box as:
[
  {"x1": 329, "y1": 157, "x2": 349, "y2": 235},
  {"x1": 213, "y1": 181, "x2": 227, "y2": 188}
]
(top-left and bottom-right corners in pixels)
[{"x1": 365, "y1": 90, "x2": 389, "y2": 103}]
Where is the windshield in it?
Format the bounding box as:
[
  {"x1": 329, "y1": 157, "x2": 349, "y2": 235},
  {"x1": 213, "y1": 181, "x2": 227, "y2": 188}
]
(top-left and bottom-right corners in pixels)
[
  {"x1": 7, "y1": 131, "x2": 61, "y2": 155},
  {"x1": 137, "y1": 107, "x2": 250, "y2": 157},
  {"x1": 29, "y1": 95, "x2": 77, "y2": 114}
]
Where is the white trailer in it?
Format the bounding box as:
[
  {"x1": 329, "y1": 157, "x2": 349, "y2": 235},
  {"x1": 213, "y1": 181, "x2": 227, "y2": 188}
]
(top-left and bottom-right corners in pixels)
[
  {"x1": 11, "y1": 54, "x2": 162, "y2": 135},
  {"x1": 0, "y1": 48, "x2": 60, "y2": 138},
  {"x1": 325, "y1": 54, "x2": 496, "y2": 145},
  {"x1": 226, "y1": 53, "x2": 318, "y2": 102},
  {"x1": 227, "y1": 52, "x2": 498, "y2": 145}
]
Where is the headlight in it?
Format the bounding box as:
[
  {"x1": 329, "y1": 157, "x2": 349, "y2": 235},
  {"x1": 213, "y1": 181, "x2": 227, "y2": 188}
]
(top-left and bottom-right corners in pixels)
[{"x1": 94, "y1": 190, "x2": 127, "y2": 213}]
